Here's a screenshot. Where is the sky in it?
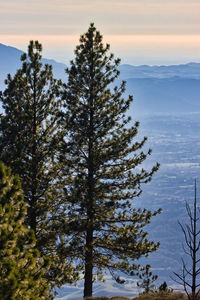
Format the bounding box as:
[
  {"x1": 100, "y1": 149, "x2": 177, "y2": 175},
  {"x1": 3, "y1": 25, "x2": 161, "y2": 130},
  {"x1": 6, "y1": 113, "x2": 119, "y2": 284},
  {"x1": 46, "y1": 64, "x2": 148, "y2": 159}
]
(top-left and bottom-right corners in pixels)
[{"x1": 0, "y1": 0, "x2": 200, "y2": 65}]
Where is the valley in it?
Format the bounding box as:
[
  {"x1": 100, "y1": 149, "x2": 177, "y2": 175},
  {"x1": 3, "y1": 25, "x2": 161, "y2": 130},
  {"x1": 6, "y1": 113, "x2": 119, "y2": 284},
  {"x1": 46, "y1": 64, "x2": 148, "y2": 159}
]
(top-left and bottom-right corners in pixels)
[{"x1": 56, "y1": 112, "x2": 200, "y2": 299}]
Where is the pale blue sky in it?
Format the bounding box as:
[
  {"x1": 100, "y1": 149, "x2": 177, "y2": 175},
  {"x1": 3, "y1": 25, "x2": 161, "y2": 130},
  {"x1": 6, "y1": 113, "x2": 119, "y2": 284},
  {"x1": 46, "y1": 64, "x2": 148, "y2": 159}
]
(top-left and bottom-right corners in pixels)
[{"x1": 0, "y1": 0, "x2": 200, "y2": 65}]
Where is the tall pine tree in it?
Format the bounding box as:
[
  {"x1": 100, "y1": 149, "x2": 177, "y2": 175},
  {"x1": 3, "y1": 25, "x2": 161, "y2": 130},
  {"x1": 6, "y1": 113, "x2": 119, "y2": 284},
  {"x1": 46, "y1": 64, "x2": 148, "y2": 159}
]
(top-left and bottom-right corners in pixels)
[
  {"x1": 61, "y1": 24, "x2": 161, "y2": 297},
  {"x1": 0, "y1": 41, "x2": 77, "y2": 290},
  {"x1": 0, "y1": 162, "x2": 51, "y2": 300}
]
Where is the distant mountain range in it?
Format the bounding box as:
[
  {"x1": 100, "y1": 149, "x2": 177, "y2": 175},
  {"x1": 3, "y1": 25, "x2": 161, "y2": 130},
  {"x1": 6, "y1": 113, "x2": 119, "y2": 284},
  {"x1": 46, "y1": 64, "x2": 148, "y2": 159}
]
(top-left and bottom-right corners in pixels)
[
  {"x1": 1, "y1": 43, "x2": 200, "y2": 115},
  {"x1": 1, "y1": 42, "x2": 200, "y2": 80},
  {"x1": 119, "y1": 62, "x2": 200, "y2": 79},
  {"x1": 0, "y1": 43, "x2": 67, "y2": 88}
]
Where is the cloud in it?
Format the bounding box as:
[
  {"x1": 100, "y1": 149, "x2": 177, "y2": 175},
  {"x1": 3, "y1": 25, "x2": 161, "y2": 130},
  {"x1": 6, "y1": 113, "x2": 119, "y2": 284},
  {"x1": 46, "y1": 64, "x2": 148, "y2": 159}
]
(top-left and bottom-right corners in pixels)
[
  {"x1": 1, "y1": 0, "x2": 200, "y2": 64},
  {"x1": 0, "y1": 0, "x2": 200, "y2": 35}
]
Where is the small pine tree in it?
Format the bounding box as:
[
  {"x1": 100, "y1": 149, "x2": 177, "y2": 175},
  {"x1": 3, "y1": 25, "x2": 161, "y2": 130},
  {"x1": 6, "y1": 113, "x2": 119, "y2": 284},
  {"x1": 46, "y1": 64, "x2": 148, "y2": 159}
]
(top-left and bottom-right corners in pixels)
[
  {"x1": 0, "y1": 41, "x2": 78, "y2": 289},
  {"x1": 137, "y1": 265, "x2": 158, "y2": 293},
  {"x1": 60, "y1": 23, "x2": 161, "y2": 298},
  {"x1": 159, "y1": 281, "x2": 169, "y2": 292},
  {"x1": 0, "y1": 162, "x2": 51, "y2": 300}
]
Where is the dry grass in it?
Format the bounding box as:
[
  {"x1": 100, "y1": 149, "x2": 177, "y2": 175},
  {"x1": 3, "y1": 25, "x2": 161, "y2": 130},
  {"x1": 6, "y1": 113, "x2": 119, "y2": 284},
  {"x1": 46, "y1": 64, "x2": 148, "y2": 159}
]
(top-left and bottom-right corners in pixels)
[
  {"x1": 111, "y1": 297, "x2": 132, "y2": 300},
  {"x1": 85, "y1": 297, "x2": 110, "y2": 300},
  {"x1": 132, "y1": 291, "x2": 187, "y2": 300},
  {"x1": 85, "y1": 292, "x2": 189, "y2": 300},
  {"x1": 85, "y1": 297, "x2": 131, "y2": 300}
]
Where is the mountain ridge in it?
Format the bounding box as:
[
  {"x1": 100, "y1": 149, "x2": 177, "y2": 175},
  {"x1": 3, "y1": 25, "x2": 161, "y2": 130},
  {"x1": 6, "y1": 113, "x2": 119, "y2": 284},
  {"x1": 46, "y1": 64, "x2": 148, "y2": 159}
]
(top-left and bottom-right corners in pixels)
[
  {"x1": 1, "y1": 43, "x2": 200, "y2": 115},
  {"x1": 119, "y1": 62, "x2": 200, "y2": 79},
  {"x1": 0, "y1": 43, "x2": 67, "y2": 87},
  {"x1": 1, "y1": 42, "x2": 200, "y2": 81}
]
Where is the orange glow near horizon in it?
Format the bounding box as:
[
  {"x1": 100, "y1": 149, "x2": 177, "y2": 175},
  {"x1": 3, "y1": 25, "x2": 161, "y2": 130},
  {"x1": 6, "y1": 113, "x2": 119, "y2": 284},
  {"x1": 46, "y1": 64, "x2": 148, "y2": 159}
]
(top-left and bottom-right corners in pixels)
[{"x1": 1, "y1": 34, "x2": 200, "y2": 65}]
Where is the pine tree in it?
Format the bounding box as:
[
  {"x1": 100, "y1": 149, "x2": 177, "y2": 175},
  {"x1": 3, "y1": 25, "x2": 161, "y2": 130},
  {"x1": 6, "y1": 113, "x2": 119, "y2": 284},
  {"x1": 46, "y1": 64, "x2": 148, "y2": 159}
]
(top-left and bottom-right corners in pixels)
[
  {"x1": 61, "y1": 23, "x2": 161, "y2": 298},
  {"x1": 137, "y1": 264, "x2": 158, "y2": 293},
  {"x1": 0, "y1": 162, "x2": 51, "y2": 300},
  {"x1": 0, "y1": 41, "x2": 78, "y2": 290}
]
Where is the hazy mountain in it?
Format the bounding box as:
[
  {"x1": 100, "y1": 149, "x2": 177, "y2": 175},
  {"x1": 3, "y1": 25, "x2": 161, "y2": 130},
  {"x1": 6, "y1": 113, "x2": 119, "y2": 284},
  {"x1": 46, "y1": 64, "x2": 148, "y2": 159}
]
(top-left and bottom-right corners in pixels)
[
  {"x1": 1, "y1": 43, "x2": 200, "y2": 115},
  {"x1": 126, "y1": 77, "x2": 200, "y2": 115},
  {"x1": 119, "y1": 62, "x2": 200, "y2": 79},
  {"x1": 2, "y1": 43, "x2": 200, "y2": 82},
  {"x1": 0, "y1": 43, "x2": 67, "y2": 89}
]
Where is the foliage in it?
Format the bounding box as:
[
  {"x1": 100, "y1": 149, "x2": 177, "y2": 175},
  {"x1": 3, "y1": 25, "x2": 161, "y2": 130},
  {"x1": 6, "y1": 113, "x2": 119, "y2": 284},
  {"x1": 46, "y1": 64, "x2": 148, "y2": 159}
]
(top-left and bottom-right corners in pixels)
[
  {"x1": 158, "y1": 282, "x2": 171, "y2": 292},
  {"x1": 0, "y1": 41, "x2": 78, "y2": 289},
  {"x1": 0, "y1": 162, "x2": 51, "y2": 300},
  {"x1": 137, "y1": 264, "x2": 158, "y2": 293},
  {"x1": 60, "y1": 23, "x2": 161, "y2": 297}
]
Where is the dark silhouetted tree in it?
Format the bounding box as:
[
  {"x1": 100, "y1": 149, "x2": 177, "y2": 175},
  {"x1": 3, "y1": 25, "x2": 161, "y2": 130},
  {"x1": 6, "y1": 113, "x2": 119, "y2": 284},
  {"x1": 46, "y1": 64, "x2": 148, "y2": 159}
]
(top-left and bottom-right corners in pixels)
[
  {"x1": 0, "y1": 41, "x2": 78, "y2": 290},
  {"x1": 137, "y1": 265, "x2": 158, "y2": 293},
  {"x1": 60, "y1": 23, "x2": 161, "y2": 298}
]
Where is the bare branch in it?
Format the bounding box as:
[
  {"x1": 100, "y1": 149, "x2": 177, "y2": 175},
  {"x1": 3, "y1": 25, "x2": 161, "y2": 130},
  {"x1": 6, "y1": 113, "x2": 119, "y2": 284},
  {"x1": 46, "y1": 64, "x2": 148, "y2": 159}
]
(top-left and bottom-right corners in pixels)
[{"x1": 172, "y1": 180, "x2": 200, "y2": 300}]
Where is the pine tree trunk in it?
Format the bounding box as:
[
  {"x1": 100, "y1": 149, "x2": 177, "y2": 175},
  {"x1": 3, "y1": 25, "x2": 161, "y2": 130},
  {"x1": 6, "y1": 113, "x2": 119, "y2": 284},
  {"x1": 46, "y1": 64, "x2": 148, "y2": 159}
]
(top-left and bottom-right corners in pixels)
[
  {"x1": 84, "y1": 155, "x2": 94, "y2": 298},
  {"x1": 30, "y1": 71, "x2": 37, "y2": 235},
  {"x1": 29, "y1": 203, "x2": 37, "y2": 233},
  {"x1": 84, "y1": 48, "x2": 95, "y2": 298},
  {"x1": 192, "y1": 180, "x2": 197, "y2": 300},
  {"x1": 84, "y1": 227, "x2": 93, "y2": 298},
  {"x1": 84, "y1": 136, "x2": 94, "y2": 297}
]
